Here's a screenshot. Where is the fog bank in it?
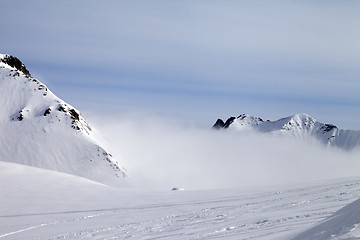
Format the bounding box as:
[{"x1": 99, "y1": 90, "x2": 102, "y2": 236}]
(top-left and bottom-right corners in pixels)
[{"x1": 91, "y1": 114, "x2": 360, "y2": 190}]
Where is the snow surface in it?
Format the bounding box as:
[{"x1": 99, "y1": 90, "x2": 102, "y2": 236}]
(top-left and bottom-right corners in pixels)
[
  {"x1": 215, "y1": 114, "x2": 360, "y2": 150},
  {"x1": 292, "y1": 198, "x2": 360, "y2": 240},
  {"x1": 0, "y1": 160, "x2": 359, "y2": 240},
  {"x1": 0, "y1": 54, "x2": 126, "y2": 186}
]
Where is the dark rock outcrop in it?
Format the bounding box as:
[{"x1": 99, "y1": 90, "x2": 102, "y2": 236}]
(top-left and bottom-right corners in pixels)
[
  {"x1": 223, "y1": 117, "x2": 236, "y2": 128},
  {"x1": 321, "y1": 124, "x2": 338, "y2": 132},
  {"x1": 43, "y1": 108, "x2": 51, "y2": 116},
  {"x1": 1, "y1": 55, "x2": 31, "y2": 77},
  {"x1": 213, "y1": 119, "x2": 225, "y2": 129},
  {"x1": 213, "y1": 117, "x2": 236, "y2": 129}
]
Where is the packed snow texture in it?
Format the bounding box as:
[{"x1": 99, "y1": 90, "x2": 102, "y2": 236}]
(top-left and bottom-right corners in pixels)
[
  {"x1": 0, "y1": 161, "x2": 359, "y2": 240},
  {"x1": 214, "y1": 114, "x2": 360, "y2": 150},
  {"x1": 0, "y1": 54, "x2": 126, "y2": 186}
]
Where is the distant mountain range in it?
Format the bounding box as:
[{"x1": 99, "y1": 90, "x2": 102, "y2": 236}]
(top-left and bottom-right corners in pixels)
[
  {"x1": 213, "y1": 113, "x2": 360, "y2": 150},
  {"x1": 0, "y1": 54, "x2": 126, "y2": 186}
]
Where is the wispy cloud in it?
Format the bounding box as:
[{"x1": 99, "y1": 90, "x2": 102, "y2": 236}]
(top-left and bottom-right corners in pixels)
[{"x1": 1, "y1": 1, "x2": 359, "y2": 128}]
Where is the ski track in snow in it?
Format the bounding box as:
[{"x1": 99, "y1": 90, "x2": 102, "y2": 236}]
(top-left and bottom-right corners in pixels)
[{"x1": 1, "y1": 179, "x2": 359, "y2": 240}]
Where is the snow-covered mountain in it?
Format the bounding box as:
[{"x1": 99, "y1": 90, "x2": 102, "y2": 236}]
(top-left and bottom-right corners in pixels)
[
  {"x1": 0, "y1": 53, "x2": 126, "y2": 186},
  {"x1": 213, "y1": 113, "x2": 360, "y2": 150}
]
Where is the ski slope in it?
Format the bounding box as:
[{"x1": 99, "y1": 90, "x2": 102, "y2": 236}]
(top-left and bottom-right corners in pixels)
[{"x1": 0, "y1": 160, "x2": 359, "y2": 240}]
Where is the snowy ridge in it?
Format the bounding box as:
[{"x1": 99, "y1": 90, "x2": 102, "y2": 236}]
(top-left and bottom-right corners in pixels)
[
  {"x1": 0, "y1": 54, "x2": 126, "y2": 186},
  {"x1": 213, "y1": 113, "x2": 360, "y2": 150}
]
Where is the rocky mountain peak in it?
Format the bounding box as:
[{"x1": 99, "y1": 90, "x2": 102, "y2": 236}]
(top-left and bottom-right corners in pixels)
[
  {"x1": 0, "y1": 53, "x2": 127, "y2": 186},
  {"x1": 0, "y1": 54, "x2": 31, "y2": 77},
  {"x1": 212, "y1": 113, "x2": 360, "y2": 150}
]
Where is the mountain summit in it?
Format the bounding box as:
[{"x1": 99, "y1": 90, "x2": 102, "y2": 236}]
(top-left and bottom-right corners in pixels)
[
  {"x1": 0, "y1": 54, "x2": 126, "y2": 186},
  {"x1": 213, "y1": 113, "x2": 360, "y2": 150}
]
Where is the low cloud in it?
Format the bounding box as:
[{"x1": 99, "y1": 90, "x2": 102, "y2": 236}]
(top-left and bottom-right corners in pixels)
[{"x1": 91, "y1": 113, "x2": 360, "y2": 190}]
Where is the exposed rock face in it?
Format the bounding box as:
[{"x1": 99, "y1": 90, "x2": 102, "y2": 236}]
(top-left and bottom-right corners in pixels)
[
  {"x1": 44, "y1": 108, "x2": 51, "y2": 116},
  {"x1": 213, "y1": 119, "x2": 225, "y2": 129},
  {"x1": 223, "y1": 117, "x2": 236, "y2": 128},
  {"x1": 0, "y1": 55, "x2": 31, "y2": 77},
  {"x1": 56, "y1": 103, "x2": 92, "y2": 133}
]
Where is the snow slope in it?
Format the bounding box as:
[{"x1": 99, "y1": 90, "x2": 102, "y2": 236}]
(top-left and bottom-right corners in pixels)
[
  {"x1": 292, "y1": 198, "x2": 360, "y2": 240},
  {"x1": 0, "y1": 160, "x2": 359, "y2": 240},
  {"x1": 0, "y1": 54, "x2": 126, "y2": 186},
  {"x1": 214, "y1": 114, "x2": 360, "y2": 150}
]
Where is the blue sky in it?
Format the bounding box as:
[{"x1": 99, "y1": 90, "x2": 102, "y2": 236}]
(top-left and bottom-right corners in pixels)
[{"x1": 1, "y1": 0, "x2": 359, "y2": 129}]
